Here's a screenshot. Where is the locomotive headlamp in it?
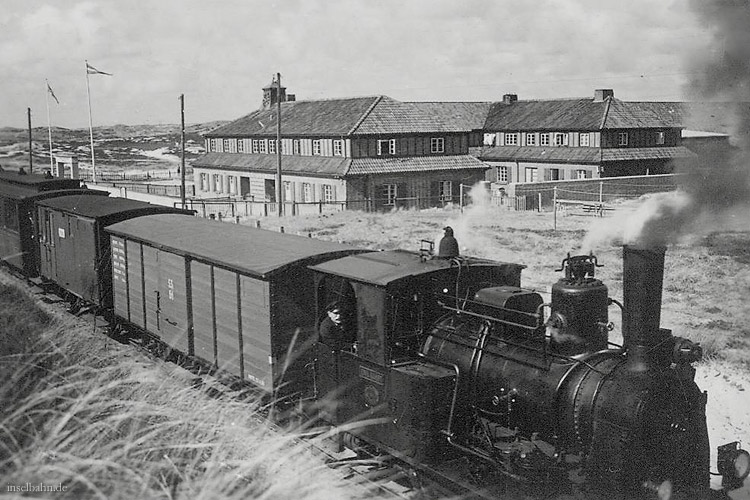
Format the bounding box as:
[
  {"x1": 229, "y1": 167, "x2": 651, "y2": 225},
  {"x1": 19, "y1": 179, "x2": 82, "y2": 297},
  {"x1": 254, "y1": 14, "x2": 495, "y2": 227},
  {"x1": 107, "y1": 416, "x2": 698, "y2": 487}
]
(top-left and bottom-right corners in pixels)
[{"x1": 718, "y1": 441, "x2": 750, "y2": 490}]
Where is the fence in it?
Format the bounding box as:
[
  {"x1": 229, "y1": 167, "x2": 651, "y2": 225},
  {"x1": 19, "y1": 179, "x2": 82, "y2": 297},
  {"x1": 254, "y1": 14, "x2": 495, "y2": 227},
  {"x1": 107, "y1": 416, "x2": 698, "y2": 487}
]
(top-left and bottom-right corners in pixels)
[
  {"x1": 511, "y1": 174, "x2": 679, "y2": 211},
  {"x1": 97, "y1": 182, "x2": 196, "y2": 198},
  {"x1": 79, "y1": 169, "x2": 187, "y2": 182},
  {"x1": 176, "y1": 194, "x2": 479, "y2": 219}
]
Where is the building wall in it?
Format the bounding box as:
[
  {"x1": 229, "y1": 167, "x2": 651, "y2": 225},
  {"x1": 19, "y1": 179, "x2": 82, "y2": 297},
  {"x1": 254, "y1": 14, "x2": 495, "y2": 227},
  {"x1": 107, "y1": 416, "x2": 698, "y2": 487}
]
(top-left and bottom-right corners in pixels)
[
  {"x1": 206, "y1": 137, "x2": 351, "y2": 158},
  {"x1": 600, "y1": 128, "x2": 681, "y2": 148},
  {"x1": 206, "y1": 132, "x2": 472, "y2": 159},
  {"x1": 485, "y1": 161, "x2": 599, "y2": 185},
  {"x1": 193, "y1": 167, "x2": 346, "y2": 203},
  {"x1": 486, "y1": 128, "x2": 681, "y2": 149},
  {"x1": 347, "y1": 169, "x2": 486, "y2": 209},
  {"x1": 350, "y1": 133, "x2": 468, "y2": 158},
  {"x1": 489, "y1": 131, "x2": 602, "y2": 148}
]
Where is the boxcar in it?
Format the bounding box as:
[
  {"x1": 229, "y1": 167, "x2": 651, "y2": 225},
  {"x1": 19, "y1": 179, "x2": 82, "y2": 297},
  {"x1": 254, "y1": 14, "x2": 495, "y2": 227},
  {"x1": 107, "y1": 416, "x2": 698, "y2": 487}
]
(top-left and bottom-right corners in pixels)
[
  {"x1": 105, "y1": 214, "x2": 365, "y2": 396},
  {"x1": 36, "y1": 196, "x2": 193, "y2": 307},
  {"x1": 0, "y1": 173, "x2": 108, "y2": 275}
]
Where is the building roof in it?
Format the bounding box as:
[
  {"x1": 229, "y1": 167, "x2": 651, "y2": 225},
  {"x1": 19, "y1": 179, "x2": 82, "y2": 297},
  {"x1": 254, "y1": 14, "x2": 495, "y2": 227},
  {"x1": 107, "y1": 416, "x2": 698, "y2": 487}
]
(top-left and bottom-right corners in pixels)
[
  {"x1": 472, "y1": 146, "x2": 602, "y2": 164},
  {"x1": 346, "y1": 155, "x2": 488, "y2": 175},
  {"x1": 205, "y1": 96, "x2": 491, "y2": 138},
  {"x1": 600, "y1": 146, "x2": 696, "y2": 161},
  {"x1": 106, "y1": 214, "x2": 364, "y2": 279},
  {"x1": 473, "y1": 145, "x2": 695, "y2": 164},
  {"x1": 484, "y1": 98, "x2": 691, "y2": 131},
  {"x1": 192, "y1": 152, "x2": 351, "y2": 177},
  {"x1": 207, "y1": 96, "x2": 380, "y2": 137}
]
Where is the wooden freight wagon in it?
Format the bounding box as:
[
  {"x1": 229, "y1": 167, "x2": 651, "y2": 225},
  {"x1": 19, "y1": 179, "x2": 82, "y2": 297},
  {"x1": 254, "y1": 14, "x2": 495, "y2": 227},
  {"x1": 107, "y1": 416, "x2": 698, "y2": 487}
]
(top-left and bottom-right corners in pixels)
[
  {"x1": 104, "y1": 214, "x2": 364, "y2": 396},
  {"x1": 36, "y1": 196, "x2": 193, "y2": 308},
  {"x1": 0, "y1": 172, "x2": 108, "y2": 275}
]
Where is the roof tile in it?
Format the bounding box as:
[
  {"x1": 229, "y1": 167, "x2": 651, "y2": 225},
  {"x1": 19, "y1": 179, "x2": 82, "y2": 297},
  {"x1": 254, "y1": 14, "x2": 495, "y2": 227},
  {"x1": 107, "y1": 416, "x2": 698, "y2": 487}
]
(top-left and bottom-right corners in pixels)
[
  {"x1": 346, "y1": 155, "x2": 487, "y2": 175},
  {"x1": 192, "y1": 152, "x2": 351, "y2": 177}
]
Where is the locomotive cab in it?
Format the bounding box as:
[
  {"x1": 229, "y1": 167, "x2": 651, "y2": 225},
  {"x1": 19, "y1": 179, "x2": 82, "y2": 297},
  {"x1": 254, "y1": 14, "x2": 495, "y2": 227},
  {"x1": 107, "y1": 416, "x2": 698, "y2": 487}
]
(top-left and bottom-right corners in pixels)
[{"x1": 309, "y1": 250, "x2": 524, "y2": 464}]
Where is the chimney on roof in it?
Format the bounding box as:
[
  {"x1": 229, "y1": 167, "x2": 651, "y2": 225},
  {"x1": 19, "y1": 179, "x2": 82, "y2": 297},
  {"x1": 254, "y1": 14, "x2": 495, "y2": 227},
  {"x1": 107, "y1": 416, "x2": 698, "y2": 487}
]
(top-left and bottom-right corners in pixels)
[
  {"x1": 262, "y1": 77, "x2": 289, "y2": 110},
  {"x1": 594, "y1": 89, "x2": 614, "y2": 102},
  {"x1": 503, "y1": 94, "x2": 518, "y2": 105}
]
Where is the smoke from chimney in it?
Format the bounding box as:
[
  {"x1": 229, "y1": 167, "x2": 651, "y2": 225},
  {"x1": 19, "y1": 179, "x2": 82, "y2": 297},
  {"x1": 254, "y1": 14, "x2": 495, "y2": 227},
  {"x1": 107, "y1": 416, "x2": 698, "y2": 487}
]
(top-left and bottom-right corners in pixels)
[{"x1": 581, "y1": 1, "x2": 750, "y2": 252}]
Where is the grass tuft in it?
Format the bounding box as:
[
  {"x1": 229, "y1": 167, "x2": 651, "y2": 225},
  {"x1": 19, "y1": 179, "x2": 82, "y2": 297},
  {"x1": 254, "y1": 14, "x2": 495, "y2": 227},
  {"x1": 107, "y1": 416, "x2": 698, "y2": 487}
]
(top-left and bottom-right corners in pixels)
[{"x1": 0, "y1": 282, "x2": 380, "y2": 499}]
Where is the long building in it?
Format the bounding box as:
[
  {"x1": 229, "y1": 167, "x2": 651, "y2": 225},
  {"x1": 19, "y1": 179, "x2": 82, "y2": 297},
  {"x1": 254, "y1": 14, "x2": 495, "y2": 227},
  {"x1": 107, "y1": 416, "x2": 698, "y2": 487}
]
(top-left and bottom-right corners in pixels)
[
  {"x1": 192, "y1": 84, "x2": 717, "y2": 209},
  {"x1": 192, "y1": 81, "x2": 490, "y2": 209}
]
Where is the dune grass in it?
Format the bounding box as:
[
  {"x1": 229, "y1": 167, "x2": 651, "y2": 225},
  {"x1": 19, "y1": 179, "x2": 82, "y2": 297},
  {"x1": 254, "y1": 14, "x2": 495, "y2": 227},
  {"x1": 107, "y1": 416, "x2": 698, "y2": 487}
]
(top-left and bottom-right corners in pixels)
[{"x1": 0, "y1": 282, "x2": 378, "y2": 500}]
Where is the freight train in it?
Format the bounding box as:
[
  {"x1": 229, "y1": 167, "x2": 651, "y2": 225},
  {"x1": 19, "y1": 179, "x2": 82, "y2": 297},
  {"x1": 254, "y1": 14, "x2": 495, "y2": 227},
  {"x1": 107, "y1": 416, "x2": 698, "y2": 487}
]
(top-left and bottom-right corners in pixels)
[{"x1": 0, "y1": 170, "x2": 747, "y2": 500}]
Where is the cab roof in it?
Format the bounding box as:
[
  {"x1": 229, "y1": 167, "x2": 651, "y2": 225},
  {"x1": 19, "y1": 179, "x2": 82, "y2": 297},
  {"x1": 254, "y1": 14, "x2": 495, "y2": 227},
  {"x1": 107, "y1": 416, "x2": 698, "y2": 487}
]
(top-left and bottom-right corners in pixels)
[{"x1": 309, "y1": 249, "x2": 525, "y2": 287}]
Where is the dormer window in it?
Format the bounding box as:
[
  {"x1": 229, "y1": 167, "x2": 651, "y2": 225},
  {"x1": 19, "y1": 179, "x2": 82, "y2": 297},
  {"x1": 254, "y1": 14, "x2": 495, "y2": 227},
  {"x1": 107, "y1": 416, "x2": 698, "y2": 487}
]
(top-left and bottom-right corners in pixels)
[
  {"x1": 333, "y1": 139, "x2": 343, "y2": 156},
  {"x1": 237, "y1": 139, "x2": 245, "y2": 152},
  {"x1": 526, "y1": 134, "x2": 536, "y2": 146},
  {"x1": 554, "y1": 133, "x2": 567, "y2": 146},
  {"x1": 505, "y1": 133, "x2": 519, "y2": 146},
  {"x1": 377, "y1": 139, "x2": 396, "y2": 156},
  {"x1": 618, "y1": 132, "x2": 629, "y2": 146},
  {"x1": 656, "y1": 131, "x2": 665, "y2": 145},
  {"x1": 430, "y1": 137, "x2": 445, "y2": 153},
  {"x1": 252, "y1": 140, "x2": 260, "y2": 154},
  {"x1": 313, "y1": 139, "x2": 322, "y2": 155},
  {"x1": 579, "y1": 133, "x2": 590, "y2": 147},
  {"x1": 540, "y1": 133, "x2": 550, "y2": 146}
]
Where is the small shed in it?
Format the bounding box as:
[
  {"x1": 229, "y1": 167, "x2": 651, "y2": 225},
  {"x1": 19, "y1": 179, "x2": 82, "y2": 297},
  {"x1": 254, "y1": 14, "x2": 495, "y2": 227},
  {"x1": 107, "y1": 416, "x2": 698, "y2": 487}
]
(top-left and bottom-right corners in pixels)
[
  {"x1": 105, "y1": 214, "x2": 364, "y2": 394},
  {"x1": 36, "y1": 196, "x2": 193, "y2": 307}
]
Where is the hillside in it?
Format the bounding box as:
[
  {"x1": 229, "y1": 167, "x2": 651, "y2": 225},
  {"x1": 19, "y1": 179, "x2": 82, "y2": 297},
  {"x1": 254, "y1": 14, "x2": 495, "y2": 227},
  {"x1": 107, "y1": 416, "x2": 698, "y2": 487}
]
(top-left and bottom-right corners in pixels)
[{"x1": 0, "y1": 121, "x2": 227, "y2": 173}]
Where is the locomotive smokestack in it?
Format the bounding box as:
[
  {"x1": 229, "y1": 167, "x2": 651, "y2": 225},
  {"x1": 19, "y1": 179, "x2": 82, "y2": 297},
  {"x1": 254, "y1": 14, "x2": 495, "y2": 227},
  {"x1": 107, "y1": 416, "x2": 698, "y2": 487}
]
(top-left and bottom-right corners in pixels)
[{"x1": 622, "y1": 245, "x2": 666, "y2": 371}]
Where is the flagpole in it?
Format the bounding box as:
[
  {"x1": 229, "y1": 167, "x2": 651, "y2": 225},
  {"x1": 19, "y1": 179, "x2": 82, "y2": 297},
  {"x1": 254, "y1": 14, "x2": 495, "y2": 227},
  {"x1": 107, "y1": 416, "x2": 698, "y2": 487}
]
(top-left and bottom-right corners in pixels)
[
  {"x1": 85, "y1": 60, "x2": 97, "y2": 183},
  {"x1": 45, "y1": 80, "x2": 54, "y2": 174}
]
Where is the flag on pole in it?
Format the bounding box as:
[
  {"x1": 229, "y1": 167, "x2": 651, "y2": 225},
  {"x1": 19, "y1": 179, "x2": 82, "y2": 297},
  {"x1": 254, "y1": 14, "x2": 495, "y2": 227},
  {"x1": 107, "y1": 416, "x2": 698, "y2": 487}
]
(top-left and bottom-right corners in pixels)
[
  {"x1": 86, "y1": 62, "x2": 112, "y2": 76},
  {"x1": 46, "y1": 81, "x2": 60, "y2": 104}
]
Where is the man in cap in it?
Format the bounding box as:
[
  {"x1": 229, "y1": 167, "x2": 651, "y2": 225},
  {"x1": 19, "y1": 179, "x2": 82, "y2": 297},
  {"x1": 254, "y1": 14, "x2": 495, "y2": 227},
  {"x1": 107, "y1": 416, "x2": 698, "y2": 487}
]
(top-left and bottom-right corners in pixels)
[{"x1": 438, "y1": 226, "x2": 459, "y2": 258}]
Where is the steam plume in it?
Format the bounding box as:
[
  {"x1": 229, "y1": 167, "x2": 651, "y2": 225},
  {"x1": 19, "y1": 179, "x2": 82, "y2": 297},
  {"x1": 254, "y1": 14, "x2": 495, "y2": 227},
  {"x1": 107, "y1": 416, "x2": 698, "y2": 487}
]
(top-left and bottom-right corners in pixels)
[{"x1": 582, "y1": 1, "x2": 750, "y2": 252}]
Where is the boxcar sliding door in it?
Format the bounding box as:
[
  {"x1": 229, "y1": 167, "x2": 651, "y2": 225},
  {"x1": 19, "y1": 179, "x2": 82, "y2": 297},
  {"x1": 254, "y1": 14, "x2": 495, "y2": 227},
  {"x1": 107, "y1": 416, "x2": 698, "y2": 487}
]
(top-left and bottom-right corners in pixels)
[{"x1": 141, "y1": 246, "x2": 189, "y2": 352}]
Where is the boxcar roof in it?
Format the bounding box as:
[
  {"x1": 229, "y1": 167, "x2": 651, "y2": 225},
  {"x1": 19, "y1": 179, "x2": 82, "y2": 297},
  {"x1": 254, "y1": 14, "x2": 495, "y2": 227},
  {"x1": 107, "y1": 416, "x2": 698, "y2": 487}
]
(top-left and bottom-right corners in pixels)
[
  {"x1": 105, "y1": 214, "x2": 365, "y2": 279},
  {"x1": 0, "y1": 182, "x2": 107, "y2": 201},
  {"x1": 0, "y1": 171, "x2": 82, "y2": 190},
  {"x1": 310, "y1": 250, "x2": 525, "y2": 287},
  {"x1": 36, "y1": 195, "x2": 190, "y2": 219}
]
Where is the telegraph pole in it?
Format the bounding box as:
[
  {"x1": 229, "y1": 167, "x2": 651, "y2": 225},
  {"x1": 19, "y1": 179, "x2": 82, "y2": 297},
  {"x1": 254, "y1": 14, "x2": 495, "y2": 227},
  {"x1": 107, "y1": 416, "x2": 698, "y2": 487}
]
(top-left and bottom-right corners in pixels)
[
  {"x1": 180, "y1": 94, "x2": 186, "y2": 209},
  {"x1": 27, "y1": 108, "x2": 33, "y2": 173},
  {"x1": 276, "y1": 73, "x2": 283, "y2": 216}
]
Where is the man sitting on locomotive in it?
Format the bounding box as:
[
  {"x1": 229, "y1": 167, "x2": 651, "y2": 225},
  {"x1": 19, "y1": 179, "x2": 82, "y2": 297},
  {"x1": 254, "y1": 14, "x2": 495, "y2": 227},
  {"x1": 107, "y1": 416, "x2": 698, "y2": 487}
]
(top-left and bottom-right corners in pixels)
[{"x1": 319, "y1": 301, "x2": 356, "y2": 350}]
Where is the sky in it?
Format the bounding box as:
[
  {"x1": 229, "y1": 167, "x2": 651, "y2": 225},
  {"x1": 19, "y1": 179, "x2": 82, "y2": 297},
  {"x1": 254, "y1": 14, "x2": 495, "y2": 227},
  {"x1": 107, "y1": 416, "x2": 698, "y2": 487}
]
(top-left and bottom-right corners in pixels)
[{"x1": 0, "y1": 0, "x2": 723, "y2": 129}]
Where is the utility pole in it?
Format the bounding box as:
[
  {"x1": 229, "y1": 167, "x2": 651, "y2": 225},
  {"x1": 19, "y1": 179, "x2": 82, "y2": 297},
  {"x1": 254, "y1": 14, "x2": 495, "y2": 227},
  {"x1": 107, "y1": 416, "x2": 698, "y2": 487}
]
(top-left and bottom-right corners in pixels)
[
  {"x1": 27, "y1": 108, "x2": 33, "y2": 173},
  {"x1": 276, "y1": 72, "x2": 283, "y2": 216},
  {"x1": 180, "y1": 94, "x2": 186, "y2": 209}
]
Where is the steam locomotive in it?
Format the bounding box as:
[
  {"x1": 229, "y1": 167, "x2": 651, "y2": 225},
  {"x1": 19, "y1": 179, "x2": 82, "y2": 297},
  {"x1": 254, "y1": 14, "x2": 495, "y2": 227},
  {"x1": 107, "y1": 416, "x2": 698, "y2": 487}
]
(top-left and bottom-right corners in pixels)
[{"x1": 0, "y1": 170, "x2": 747, "y2": 500}]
